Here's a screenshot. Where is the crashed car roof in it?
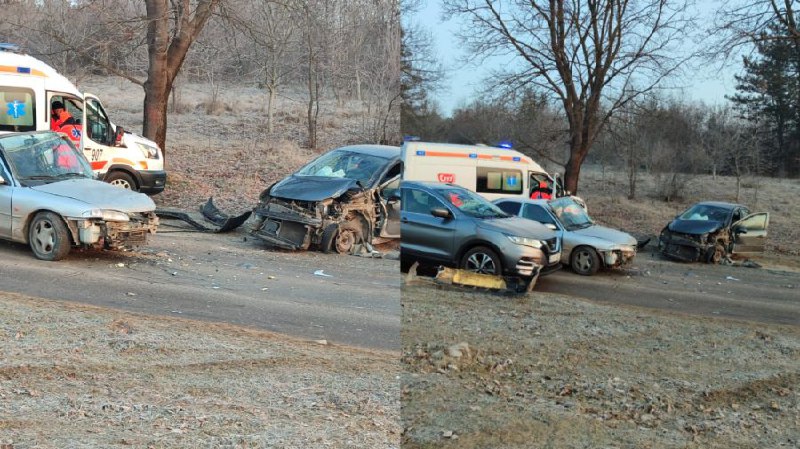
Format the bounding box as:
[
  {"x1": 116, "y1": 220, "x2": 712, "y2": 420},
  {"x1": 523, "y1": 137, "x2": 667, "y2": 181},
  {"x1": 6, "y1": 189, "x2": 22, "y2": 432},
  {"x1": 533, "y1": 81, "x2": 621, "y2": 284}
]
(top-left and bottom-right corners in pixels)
[
  {"x1": 688, "y1": 201, "x2": 745, "y2": 210},
  {"x1": 334, "y1": 144, "x2": 400, "y2": 159}
]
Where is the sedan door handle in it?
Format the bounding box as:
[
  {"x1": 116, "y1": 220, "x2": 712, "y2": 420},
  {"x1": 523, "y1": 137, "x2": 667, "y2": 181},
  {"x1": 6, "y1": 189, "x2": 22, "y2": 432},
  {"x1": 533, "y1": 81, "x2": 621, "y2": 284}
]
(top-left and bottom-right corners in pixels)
[{"x1": 401, "y1": 218, "x2": 409, "y2": 223}]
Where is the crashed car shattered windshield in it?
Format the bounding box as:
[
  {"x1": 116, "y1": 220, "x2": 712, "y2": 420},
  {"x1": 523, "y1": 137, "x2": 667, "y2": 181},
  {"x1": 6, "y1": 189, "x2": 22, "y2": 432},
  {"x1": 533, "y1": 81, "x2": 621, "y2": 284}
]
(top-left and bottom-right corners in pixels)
[
  {"x1": 658, "y1": 201, "x2": 769, "y2": 263},
  {"x1": 250, "y1": 145, "x2": 401, "y2": 253}
]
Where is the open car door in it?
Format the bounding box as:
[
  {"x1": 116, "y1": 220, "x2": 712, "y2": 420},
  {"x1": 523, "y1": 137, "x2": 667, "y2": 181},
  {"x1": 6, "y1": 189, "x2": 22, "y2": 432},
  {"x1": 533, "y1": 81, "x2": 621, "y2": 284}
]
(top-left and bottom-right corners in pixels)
[
  {"x1": 731, "y1": 212, "x2": 769, "y2": 254},
  {"x1": 377, "y1": 175, "x2": 401, "y2": 239}
]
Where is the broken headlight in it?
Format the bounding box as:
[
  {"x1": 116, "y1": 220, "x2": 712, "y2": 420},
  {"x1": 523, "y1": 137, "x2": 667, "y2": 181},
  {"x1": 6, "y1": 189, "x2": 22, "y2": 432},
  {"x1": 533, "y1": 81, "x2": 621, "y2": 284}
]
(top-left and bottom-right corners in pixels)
[{"x1": 82, "y1": 209, "x2": 130, "y2": 222}]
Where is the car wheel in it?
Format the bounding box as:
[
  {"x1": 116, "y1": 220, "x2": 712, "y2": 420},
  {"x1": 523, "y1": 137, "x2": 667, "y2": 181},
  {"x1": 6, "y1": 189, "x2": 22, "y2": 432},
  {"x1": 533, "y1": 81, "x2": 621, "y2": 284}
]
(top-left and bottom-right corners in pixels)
[
  {"x1": 705, "y1": 240, "x2": 726, "y2": 264},
  {"x1": 321, "y1": 220, "x2": 363, "y2": 254},
  {"x1": 28, "y1": 212, "x2": 71, "y2": 261},
  {"x1": 106, "y1": 171, "x2": 137, "y2": 191},
  {"x1": 571, "y1": 246, "x2": 600, "y2": 276},
  {"x1": 461, "y1": 246, "x2": 502, "y2": 275}
]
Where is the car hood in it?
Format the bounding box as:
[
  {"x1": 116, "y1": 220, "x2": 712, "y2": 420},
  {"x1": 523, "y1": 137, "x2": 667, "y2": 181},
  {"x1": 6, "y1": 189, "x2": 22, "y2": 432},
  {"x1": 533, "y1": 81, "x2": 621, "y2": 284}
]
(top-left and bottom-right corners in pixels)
[
  {"x1": 270, "y1": 175, "x2": 360, "y2": 202},
  {"x1": 478, "y1": 216, "x2": 557, "y2": 240},
  {"x1": 667, "y1": 219, "x2": 724, "y2": 235},
  {"x1": 31, "y1": 179, "x2": 155, "y2": 212},
  {"x1": 571, "y1": 225, "x2": 637, "y2": 247}
]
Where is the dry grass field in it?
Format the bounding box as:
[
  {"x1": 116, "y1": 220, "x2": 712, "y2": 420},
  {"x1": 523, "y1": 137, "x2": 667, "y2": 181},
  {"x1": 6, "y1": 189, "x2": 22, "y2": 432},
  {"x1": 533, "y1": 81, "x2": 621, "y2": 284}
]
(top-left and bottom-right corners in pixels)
[
  {"x1": 401, "y1": 285, "x2": 799, "y2": 449},
  {"x1": 0, "y1": 292, "x2": 400, "y2": 449}
]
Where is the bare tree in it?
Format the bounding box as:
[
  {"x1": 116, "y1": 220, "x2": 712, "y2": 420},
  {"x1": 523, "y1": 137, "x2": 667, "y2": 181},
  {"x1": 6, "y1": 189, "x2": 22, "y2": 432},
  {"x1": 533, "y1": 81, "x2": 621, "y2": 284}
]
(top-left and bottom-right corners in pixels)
[
  {"x1": 141, "y1": 0, "x2": 222, "y2": 153},
  {"x1": 443, "y1": 0, "x2": 697, "y2": 194},
  {"x1": 713, "y1": 0, "x2": 799, "y2": 55},
  {"x1": 0, "y1": 0, "x2": 222, "y2": 155}
]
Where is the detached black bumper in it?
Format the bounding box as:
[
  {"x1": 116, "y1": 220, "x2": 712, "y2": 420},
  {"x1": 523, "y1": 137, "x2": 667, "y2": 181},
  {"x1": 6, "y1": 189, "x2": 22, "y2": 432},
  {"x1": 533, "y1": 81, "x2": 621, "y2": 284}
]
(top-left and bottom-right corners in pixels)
[{"x1": 137, "y1": 170, "x2": 167, "y2": 194}]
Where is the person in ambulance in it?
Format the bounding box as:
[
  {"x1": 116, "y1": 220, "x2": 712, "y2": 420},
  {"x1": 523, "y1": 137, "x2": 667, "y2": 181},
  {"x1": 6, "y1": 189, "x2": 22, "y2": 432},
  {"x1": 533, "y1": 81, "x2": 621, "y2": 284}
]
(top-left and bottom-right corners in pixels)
[{"x1": 50, "y1": 100, "x2": 82, "y2": 145}]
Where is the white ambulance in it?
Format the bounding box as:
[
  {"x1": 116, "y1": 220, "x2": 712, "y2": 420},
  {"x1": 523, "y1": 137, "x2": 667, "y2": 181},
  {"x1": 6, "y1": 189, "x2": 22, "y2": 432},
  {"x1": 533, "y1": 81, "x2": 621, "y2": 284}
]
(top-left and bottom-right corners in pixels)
[
  {"x1": 0, "y1": 44, "x2": 166, "y2": 194},
  {"x1": 401, "y1": 140, "x2": 566, "y2": 201}
]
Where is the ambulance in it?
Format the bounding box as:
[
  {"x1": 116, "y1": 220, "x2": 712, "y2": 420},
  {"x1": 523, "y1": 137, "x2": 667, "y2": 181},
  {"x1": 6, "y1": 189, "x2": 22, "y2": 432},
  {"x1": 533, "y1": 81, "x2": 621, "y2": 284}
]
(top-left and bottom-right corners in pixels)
[
  {"x1": 0, "y1": 44, "x2": 166, "y2": 194},
  {"x1": 400, "y1": 140, "x2": 566, "y2": 202}
]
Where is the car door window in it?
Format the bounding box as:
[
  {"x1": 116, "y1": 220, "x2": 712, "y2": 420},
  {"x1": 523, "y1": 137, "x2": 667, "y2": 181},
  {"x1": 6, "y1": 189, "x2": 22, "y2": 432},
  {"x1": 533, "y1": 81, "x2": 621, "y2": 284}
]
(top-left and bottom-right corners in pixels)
[
  {"x1": 495, "y1": 201, "x2": 521, "y2": 216},
  {"x1": 0, "y1": 87, "x2": 36, "y2": 132},
  {"x1": 523, "y1": 204, "x2": 556, "y2": 225},
  {"x1": 736, "y1": 213, "x2": 768, "y2": 232},
  {"x1": 402, "y1": 188, "x2": 446, "y2": 215},
  {"x1": 86, "y1": 98, "x2": 112, "y2": 145},
  {"x1": 380, "y1": 176, "x2": 400, "y2": 200}
]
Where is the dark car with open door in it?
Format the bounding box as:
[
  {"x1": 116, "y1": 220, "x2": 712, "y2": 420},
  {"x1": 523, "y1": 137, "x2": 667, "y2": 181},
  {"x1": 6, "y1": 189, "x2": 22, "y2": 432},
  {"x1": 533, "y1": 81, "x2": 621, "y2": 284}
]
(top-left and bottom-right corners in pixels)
[
  {"x1": 250, "y1": 145, "x2": 401, "y2": 254},
  {"x1": 658, "y1": 201, "x2": 768, "y2": 263}
]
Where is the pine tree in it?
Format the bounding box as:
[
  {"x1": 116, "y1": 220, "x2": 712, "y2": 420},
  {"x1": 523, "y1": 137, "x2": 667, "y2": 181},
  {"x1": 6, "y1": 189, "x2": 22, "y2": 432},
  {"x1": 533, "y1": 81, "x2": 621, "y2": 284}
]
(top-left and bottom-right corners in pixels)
[{"x1": 730, "y1": 24, "x2": 800, "y2": 176}]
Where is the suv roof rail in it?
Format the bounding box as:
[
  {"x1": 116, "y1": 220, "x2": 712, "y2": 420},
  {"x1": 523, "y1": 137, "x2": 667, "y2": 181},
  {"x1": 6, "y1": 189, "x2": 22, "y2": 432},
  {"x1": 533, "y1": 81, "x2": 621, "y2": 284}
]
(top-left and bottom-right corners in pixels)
[{"x1": 0, "y1": 43, "x2": 22, "y2": 53}]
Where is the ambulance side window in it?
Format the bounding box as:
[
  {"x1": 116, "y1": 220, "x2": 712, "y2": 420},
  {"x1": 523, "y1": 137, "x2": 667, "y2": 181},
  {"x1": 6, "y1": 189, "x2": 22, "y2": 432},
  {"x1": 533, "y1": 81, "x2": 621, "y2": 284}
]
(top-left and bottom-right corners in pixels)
[
  {"x1": 86, "y1": 98, "x2": 112, "y2": 145},
  {"x1": 0, "y1": 87, "x2": 36, "y2": 132},
  {"x1": 476, "y1": 167, "x2": 523, "y2": 194}
]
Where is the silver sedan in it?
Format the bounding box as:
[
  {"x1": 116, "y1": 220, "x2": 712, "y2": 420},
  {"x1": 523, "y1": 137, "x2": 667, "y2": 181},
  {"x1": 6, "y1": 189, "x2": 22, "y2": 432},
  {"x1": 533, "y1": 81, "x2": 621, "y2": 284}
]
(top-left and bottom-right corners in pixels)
[
  {"x1": 494, "y1": 196, "x2": 637, "y2": 275},
  {"x1": 0, "y1": 131, "x2": 158, "y2": 260}
]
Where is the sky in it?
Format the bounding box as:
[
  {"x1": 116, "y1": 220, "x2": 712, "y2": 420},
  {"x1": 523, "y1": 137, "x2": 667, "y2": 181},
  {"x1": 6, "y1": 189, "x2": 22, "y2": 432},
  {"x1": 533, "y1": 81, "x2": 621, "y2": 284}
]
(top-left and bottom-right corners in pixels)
[{"x1": 413, "y1": 0, "x2": 740, "y2": 117}]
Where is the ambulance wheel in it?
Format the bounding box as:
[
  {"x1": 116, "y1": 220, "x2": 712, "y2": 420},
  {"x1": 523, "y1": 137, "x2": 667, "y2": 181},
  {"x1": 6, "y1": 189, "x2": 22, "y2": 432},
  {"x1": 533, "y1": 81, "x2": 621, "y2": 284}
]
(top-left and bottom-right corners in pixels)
[
  {"x1": 461, "y1": 246, "x2": 502, "y2": 275},
  {"x1": 28, "y1": 212, "x2": 71, "y2": 261},
  {"x1": 107, "y1": 171, "x2": 137, "y2": 191}
]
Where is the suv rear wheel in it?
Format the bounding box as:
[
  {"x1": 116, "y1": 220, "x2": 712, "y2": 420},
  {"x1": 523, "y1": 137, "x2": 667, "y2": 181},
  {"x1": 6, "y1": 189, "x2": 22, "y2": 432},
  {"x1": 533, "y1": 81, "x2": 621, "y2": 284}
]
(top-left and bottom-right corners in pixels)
[{"x1": 461, "y1": 246, "x2": 502, "y2": 275}]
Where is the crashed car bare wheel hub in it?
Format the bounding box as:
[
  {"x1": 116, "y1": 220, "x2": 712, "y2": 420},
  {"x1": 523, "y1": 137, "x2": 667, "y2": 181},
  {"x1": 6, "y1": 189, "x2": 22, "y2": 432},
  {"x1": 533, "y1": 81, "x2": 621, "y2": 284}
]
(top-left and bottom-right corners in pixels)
[
  {"x1": 335, "y1": 228, "x2": 357, "y2": 254},
  {"x1": 465, "y1": 253, "x2": 498, "y2": 275}
]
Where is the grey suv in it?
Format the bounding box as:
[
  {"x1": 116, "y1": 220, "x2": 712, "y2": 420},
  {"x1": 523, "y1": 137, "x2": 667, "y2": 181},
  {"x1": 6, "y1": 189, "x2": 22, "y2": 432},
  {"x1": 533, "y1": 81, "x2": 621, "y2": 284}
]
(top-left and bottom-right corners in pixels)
[{"x1": 401, "y1": 181, "x2": 561, "y2": 282}]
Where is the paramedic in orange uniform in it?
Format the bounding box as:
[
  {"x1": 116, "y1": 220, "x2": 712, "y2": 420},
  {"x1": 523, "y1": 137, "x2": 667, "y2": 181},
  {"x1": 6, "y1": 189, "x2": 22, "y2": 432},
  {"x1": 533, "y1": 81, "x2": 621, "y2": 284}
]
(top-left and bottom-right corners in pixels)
[
  {"x1": 50, "y1": 100, "x2": 82, "y2": 146},
  {"x1": 530, "y1": 180, "x2": 552, "y2": 200}
]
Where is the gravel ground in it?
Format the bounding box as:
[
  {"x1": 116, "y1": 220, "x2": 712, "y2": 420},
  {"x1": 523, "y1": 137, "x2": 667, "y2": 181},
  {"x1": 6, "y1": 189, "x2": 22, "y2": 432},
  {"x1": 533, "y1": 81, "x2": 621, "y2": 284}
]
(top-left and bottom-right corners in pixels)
[
  {"x1": 401, "y1": 284, "x2": 800, "y2": 449},
  {"x1": 0, "y1": 292, "x2": 400, "y2": 449}
]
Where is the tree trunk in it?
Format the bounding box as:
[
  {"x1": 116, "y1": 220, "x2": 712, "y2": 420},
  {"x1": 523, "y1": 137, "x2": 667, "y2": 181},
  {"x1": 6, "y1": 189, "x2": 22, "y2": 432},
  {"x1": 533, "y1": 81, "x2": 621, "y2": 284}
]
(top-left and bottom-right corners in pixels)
[
  {"x1": 563, "y1": 122, "x2": 589, "y2": 195},
  {"x1": 267, "y1": 86, "x2": 276, "y2": 134},
  {"x1": 142, "y1": 0, "x2": 220, "y2": 157}
]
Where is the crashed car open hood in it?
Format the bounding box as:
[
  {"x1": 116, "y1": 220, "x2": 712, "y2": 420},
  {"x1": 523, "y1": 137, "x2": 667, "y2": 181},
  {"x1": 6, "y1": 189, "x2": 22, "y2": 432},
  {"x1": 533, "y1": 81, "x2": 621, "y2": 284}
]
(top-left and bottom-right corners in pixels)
[
  {"x1": 572, "y1": 225, "x2": 637, "y2": 246},
  {"x1": 31, "y1": 179, "x2": 156, "y2": 212},
  {"x1": 269, "y1": 175, "x2": 360, "y2": 202},
  {"x1": 667, "y1": 219, "x2": 724, "y2": 235}
]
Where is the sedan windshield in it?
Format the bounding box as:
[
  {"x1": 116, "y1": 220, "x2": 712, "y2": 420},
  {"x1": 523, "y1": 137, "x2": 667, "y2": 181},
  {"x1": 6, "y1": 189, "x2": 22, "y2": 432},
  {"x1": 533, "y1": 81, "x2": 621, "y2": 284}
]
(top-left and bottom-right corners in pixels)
[
  {"x1": 678, "y1": 204, "x2": 730, "y2": 222},
  {"x1": 1, "y1": 133, "x2": 93, "y2": 185},
  {"x1": 438, "y1": 188, "x2": 508, "y2": 219},
  {"x1": 295, "y1": 150, "x2": 388, "y2": 185},
  {"x1": 550, "y1": 197, "x2": 593, "y2": 230}
]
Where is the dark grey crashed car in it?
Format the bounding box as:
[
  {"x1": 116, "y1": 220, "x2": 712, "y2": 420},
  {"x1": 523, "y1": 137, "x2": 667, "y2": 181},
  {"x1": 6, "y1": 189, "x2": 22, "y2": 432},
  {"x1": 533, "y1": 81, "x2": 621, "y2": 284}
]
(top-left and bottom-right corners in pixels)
[
  {"x1": 250, "y1": 145, "x2": 401, "y2": 253},
  {"x1": 658, "y1": 201, "x2": 769, "y2": 263}
]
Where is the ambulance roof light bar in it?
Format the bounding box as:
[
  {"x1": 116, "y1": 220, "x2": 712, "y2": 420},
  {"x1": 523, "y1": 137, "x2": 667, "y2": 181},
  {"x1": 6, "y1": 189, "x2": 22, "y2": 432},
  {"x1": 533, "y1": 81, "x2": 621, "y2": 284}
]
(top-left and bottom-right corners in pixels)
[{"x1": 0, "y1": 43, "x2": 22, "y2": 53}]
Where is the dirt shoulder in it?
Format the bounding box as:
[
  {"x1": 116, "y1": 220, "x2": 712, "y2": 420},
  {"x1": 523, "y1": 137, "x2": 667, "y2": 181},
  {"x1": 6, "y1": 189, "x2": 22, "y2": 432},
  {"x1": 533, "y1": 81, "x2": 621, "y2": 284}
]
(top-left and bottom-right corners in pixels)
[
  {"x1": 0, "y1": 292, "x2": 400, "y2": 449},
  {"x1": 401, "y1": 284, "x2": 800, "y2": 449}
]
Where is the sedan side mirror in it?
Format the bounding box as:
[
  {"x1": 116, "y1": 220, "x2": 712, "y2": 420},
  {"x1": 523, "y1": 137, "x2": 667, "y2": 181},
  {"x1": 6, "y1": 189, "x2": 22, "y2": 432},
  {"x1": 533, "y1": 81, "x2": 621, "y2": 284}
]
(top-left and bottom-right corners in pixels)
[
  {"x1": 0, "y1": 174, "x2": 5, "y2": 185},
  {"x1": 545, "y1": 223, "x2": 557, "y2": 231},
  {"x1": 733, "y1": 225, "x2": 747, "y2": 235},
  {"x1": 388, "y1": 192, "x2": 401, "y2": 203},
  {"x1": 430, "y1": 208, "x2": 452, "y2": 219}
]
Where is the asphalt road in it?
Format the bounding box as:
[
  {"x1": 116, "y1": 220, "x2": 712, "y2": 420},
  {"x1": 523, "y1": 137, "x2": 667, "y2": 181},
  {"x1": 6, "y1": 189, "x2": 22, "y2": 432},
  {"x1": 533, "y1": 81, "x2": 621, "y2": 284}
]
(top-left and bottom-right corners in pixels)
[
  {"x1": 537, "y1": 248, "x2": 800, "y2": 326},
  {"x1": 0, "y1": 226, "x2": 401, "y2": 350}
]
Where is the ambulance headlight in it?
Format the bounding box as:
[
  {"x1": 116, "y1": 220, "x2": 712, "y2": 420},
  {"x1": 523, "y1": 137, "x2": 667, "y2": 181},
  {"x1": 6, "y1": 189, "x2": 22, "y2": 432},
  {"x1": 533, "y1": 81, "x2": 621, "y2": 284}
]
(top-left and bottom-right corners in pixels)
[{"x1": 137, "y1": 142, "x2": 160, "y2": 159}]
